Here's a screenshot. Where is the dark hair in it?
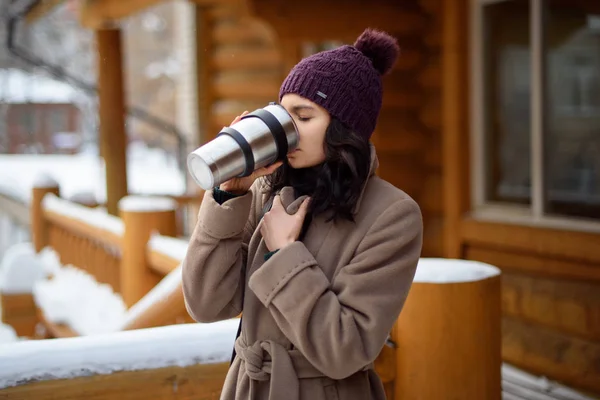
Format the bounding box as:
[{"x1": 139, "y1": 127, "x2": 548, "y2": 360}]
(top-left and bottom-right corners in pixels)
[{"x1": 265, "y1": 117, "x2": 371, "y2": 222}]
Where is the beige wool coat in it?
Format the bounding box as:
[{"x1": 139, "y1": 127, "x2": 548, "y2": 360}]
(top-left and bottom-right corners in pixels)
[{"x1": 182, "y1": 146, "x2": 423, "y2": 400}]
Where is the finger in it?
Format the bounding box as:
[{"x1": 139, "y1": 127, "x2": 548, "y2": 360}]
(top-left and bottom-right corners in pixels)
[
  {"x1": 241, "y1": 110, "x2": 249, "y2": 116},
  {"x1": 253, "y1": 161, "x2": 282, "y2": 179},
  {"x1": 271, "y1": 194, "x2": 283, "y2": 210},
  {"x1": 266, "y1": 161, "x2": 283, "y2": 173},
  {"x1": 229, "y1": 115, "x2": 241, "y2": 126},
  {"x1": 296, "y1": 197, "x2": 311, "y2": 219}
]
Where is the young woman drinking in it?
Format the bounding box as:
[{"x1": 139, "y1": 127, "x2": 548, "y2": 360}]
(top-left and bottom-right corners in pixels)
[{"x1": 183, "y1": 27, "x2": 423, "y2": 400}]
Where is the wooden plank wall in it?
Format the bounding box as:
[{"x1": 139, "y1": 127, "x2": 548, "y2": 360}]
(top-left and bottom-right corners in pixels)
[
  {"x1": 196, "y1": 0, "x2": 445, "y2": 258},
  {"x1": 193, "y1": 0, "x2": 600, "y2": 396},
  {"x1": 374, "y1": 0, "x2": 443, "y2": 257},
  {"x1": 460, "y1": 220, "x2": 600, "y2": 396},
  {"x1": 436, "y1": 0, "x2": 600, "y2": 394},
  {"x1": 196, "y1": 6, "x2": 284, "y2": 143}
]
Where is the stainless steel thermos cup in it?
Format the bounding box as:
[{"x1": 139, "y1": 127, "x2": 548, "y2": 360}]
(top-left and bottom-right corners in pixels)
[{"x1": 187, "y1": 103, "x2": 299, "y2": 190}]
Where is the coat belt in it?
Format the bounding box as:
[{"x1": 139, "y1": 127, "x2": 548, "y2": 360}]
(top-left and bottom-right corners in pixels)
[{"x1": 234, "y1": 336, "x2": 373, "y2": 400}]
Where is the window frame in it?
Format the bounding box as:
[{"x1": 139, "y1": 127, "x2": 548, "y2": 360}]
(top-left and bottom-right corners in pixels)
[{"x1": 469, "y1": 0, "x2": 600, "y2": 233}]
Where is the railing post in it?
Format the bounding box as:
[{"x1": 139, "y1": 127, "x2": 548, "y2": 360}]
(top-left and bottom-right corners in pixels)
[
  {"x1": 395, "y1": 258, "x2": 502, "y2": 399},
  {"x1": 30, "y1": 175, "x2": 60, "y2": 253},
  {"x1": 119, "y1": 196, "x2": 177, "y2": 308}
]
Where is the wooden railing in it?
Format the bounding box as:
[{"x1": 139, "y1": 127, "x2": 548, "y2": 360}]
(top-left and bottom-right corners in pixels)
[
  {"x1": 0, "y1": 186, "x2": 30, "y2": 256},
  {"x1": 0, "y1": 177, "x2": 201, "y2": 339},
  {"x1": 1, "y1": 177, "x2": 516, "y2": 400},
  {"x1": 43, "y1": 194, "x2": 123, "y2": 291}
]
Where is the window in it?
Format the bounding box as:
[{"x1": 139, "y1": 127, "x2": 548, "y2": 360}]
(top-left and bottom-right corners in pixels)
[
  {"x1": 47, "y1": 108, "x2": 69, "y2": 133},
  {"x1": 472, "y1": 0, "x2": 600, "y2": 227}
]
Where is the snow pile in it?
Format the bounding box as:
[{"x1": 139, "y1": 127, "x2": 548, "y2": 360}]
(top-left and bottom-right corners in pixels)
[
  {"x1": 414, "y1": 258, "x2": 501, "y2": 284},
  {"x1": 32, "y1": 262, "x2": 127, "y2": 336},
  {"x1": 119, "y1": 196, "x2": 178, "y2": 213},
  {"x1": 0, "y1": 243, "x2": 50, "y2": 294},
  {"x1": 0, "y1": 319, "x2": 239, "y2": 389},
  {"x1": 43, "y1": 193, "x2": 124, "y2": 236},
  {"x1": 0, "y1": 182, "x2": 28, "y2": 205},
  {"x1": 0, "y1": 323, "x2": 18, "y2": 344}
]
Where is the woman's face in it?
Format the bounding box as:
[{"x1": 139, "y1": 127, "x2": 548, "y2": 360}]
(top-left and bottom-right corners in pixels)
[{"x1": 280, "y1": 93, "x2": 331, "y2": 169}]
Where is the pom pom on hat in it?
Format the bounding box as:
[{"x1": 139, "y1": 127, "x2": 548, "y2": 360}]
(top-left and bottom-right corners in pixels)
[{"x1": 354, "y1": 28, "x2": 400, "y2": 75}]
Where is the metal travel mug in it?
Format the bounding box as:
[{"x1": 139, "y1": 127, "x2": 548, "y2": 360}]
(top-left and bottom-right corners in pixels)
[{"x1": 187, "y1": 103, "x2": 299, "y2": 190}]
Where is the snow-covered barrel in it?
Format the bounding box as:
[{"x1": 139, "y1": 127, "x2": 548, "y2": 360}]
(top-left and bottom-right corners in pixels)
[{"x1": 395, "y1": 258, "x2": 502, "y2": 399}]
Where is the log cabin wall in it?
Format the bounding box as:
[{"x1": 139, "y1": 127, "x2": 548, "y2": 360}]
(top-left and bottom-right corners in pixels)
[
  {"x1": 195, "y1": 5, "x2": 284, "y2": 143},
  {"x1": 460, "y1": 221, "x2": 600, "y2": 395},
  {"x1": 443, "y1": 0, "x2": 600, "y2": 395},
  {"x1": 205, "y1": 0, "x2": 600, "y2": 395},
  {"x1": 197, "y1": 0, "x2": 445, "y2": 258}
]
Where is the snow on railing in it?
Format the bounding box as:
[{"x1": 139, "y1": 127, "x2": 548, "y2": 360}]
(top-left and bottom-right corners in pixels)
[
  {"x1": 0, "y1": 319, "x2": 239, "y2": 389},
  {"x1": 43, "y1": 193, "x2": 124, "y2": 237},
  {"x1": 0, "y1": 184, "x2": 30, "y2": 258},
  {"x1": 2, "y1": 176, "x2": 195, "y2": 339}
]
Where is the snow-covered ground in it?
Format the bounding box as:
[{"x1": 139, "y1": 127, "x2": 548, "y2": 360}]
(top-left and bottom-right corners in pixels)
[{"x1": 0, "y1": 142, "x2": 186, "y2": 204}]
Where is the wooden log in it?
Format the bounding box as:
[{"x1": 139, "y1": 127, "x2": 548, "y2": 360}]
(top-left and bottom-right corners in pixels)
[
  {"x1": 0, "y1": 362, "x2": 229, "y2": 400},
  {"x1": 31, "y1": 177, "x2": 60, "y2": 253},
  {"x1": 502, "y1": 316, "x2": 600, "y2": 396},
  {"x1": 119, "y1": 196, "x2": 178, "y2": 307},
  {"x1": 441, "y1": 0, "x2": 470, "y2": 258},
  {"x1": 0, "y1": 293, "x2": 37, "y2": 338},
  {"x1": 395, "y1": 258, "x2": 502, "y2": 399},
  {"x1": 212, "y1": 47, "x2": 281, "y2": 70},
  {"x1": 96, "y1": 28, "x2": 128, "y2": 216}
]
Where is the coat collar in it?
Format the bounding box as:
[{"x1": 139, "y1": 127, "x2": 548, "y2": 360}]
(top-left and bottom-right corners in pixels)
[{"x1": 276, "y1": 143, "x2": 378, "y2": 216}]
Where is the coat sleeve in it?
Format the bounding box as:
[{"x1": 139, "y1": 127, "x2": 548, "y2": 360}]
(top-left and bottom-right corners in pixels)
[
  {"x1": 182, "y1": 181, "x2": 264, "y2": 323},
  {"x1": 248, "y1": 198, "x2": 423, "y2": 380}
]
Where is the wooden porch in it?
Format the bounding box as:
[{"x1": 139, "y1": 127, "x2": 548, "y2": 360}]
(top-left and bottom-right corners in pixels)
[{"x1": 0, "y1": 0, "x2": 599, "y2": 398}]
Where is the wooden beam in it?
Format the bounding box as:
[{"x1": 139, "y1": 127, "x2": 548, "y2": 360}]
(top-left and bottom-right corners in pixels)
[
  {"x1": 248, "y1": 0, "x2": 427, "y2": 42},
  {"x1": 25, "y1": 0, "x2": 66, "y2": 24},
  {"x1": 442, "y1": 0, "x2": 470, "y2": 258},
  {"x1": 79, "y1": 0, "x2": 165, "y2": 29},
  {"x1": 461, "y1": 218, "x2": 600, "y2": 264},
  {"x1": 0, "y1": 362, "x2": 229, "y2": 399},
  {"x1": 96, "y1": 29, "x2": 128, "y2": 216}
]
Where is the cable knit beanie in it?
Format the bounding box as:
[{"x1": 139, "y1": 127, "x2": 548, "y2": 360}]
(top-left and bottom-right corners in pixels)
[{"x1": 279, "y1": 28, "x2": 400, "y2": 141}]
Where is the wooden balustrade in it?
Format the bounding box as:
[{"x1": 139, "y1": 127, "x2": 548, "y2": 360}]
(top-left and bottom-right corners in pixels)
[
  {"x1": 8, "y1": 179, "x2": 193, "y2": 338},
  {"x1": 4, "y1": 178, "x2": 509, "y2": 399},
  {"x1": 43, "y1": 199, "x2": 123, "y2": 290}
]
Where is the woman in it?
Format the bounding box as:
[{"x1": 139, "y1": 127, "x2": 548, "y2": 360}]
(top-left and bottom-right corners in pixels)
[{"x1": 183, "y1": 28, "x2": 423, "y2": 400}]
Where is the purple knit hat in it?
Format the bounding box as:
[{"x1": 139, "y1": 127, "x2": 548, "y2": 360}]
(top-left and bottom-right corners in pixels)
[{"x1": 279, "y1": 28, "x2": 400, "y2": 140}]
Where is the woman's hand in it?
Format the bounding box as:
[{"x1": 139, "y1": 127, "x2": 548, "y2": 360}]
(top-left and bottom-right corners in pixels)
[
  {"x1": 261, "y1": 195, "x2": 310, "y2": 252},
  {"x1": 219, "y1": 111, "x2": 283, "y2": 195}
]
